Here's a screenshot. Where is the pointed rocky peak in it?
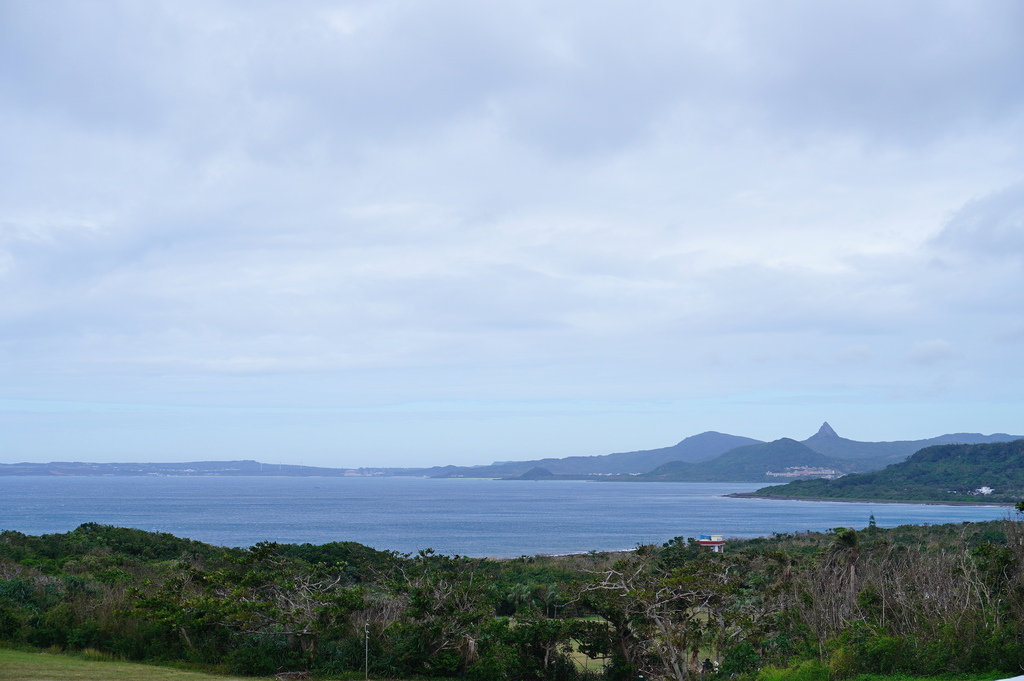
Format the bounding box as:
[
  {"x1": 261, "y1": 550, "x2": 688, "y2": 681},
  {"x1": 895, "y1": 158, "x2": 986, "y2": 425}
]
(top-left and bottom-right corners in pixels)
[{"x1": 815, "y1": 422, "x2": 839, "y2": 438}]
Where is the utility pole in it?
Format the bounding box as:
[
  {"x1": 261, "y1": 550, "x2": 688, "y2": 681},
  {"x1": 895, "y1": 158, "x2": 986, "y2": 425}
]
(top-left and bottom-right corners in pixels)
[{"x1": 364, "y1": 621, "x2": 369, "y2": 680}]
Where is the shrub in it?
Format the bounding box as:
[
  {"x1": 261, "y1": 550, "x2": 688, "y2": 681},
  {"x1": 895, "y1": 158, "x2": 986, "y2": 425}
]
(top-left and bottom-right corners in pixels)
[
  {"x1": 224, "y1": 640, "x2": 296, "y2": 676},
  {"x1": 756, "y1": 661, "x2": 830, "y2": 681},
  {"x1": 720, "y1": 641, "x2": 762, "y2": 677}
]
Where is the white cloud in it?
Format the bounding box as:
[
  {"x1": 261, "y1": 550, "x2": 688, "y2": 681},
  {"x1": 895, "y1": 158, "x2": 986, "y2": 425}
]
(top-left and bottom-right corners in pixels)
[
  {"x1": 933, "y1": 182, "x2": 1024, "y2": 258},
  {"x1": 0, "y1": 1, "x2": 1023, "y2": 464}
]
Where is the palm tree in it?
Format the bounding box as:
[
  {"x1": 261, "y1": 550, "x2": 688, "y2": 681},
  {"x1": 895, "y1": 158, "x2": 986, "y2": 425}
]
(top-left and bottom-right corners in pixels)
[
  {"x1": 830, "y1": 527, "x2": 860, "y2": 601},
  {"x1": 507, "y1": 582, "x2": 536, "y2": 616}
]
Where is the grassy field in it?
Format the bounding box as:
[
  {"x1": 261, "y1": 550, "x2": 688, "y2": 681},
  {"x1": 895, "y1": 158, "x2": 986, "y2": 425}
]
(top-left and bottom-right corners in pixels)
[
  {"x1": 0, "y1": 648, "x2": 260, "y2": 681},
  {"x1": 1, "y1": 647, "x2": 1016, "y2": 681}
]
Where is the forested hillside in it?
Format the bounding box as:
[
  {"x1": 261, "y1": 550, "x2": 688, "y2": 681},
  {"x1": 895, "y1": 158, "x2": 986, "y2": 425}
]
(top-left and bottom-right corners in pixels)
[
  {"x1": 4, "y1": 519, "x2": 1024, "y2": 680},
  {"x1": 633, "y1": 438, "x2": 848, "y2": 482},
  {"x1": 747, "y1": 439, "x2": 1024, "y2": 503}
]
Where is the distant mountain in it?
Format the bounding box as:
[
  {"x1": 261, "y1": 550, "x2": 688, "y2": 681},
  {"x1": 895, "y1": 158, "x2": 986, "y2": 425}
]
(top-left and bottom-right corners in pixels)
[
  {"x1": 5, "y1": 424, "x2": 1022, "y2": 483},
  {"x1": 743, "y1": 439, "x2": 1024, "y2": 503},
  {"x1": 599, "y1": 430, "x2": 765, "y2": 467},
  {"x1": 801, "y1": 421, "x2": 1023, "y2": 469},
  {"x1": 425, "y1": 431, "x2": 763, "y2": 478},
  {"x1": 485, "y1": 424, "x2": 1024, "y2": 481},
  {"x1": 632, "y1": 438, "x2": 846, "y2": 482},
  {"x1": 0, "y1": 432, "x2": 761, "y2": 479}
]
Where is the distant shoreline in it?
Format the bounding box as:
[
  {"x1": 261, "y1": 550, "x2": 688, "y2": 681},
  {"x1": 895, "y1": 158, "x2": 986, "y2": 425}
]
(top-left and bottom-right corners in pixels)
[{"x1": 727, "y1": 492, "x2": 1013, "y2": 507}]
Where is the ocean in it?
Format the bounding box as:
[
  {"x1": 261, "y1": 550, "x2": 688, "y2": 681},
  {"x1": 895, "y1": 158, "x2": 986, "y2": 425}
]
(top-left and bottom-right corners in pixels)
[{"x1": 0, "y1": 476, "x2": 1011, "y2": 557}]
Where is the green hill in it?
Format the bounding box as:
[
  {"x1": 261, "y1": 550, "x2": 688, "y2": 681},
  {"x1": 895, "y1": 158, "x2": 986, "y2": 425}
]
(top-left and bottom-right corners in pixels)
[
  {"x1": 632, "y1": 437, "x2": 847, "y2": 482},
  {"x1": 745, "y1": 439, "x2": 1024, "y2": 503}
]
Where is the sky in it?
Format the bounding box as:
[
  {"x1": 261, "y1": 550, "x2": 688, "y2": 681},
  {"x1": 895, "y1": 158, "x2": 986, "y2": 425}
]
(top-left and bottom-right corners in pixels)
[{"x1": 1, "y1": 1, "x2": 1023, "y2": 468}]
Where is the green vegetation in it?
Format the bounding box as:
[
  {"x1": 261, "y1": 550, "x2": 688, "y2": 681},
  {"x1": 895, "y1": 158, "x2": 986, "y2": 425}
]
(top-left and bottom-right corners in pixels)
[
  {"x1": 747, "y1": 440, "x2": 1024, "y2": 503},
  {"x1": 630, "y1": 438, "x2": 849, "y2": 482},
  {"x1": 4, "y1": 518, "x2": 1024, "y2": 680}
]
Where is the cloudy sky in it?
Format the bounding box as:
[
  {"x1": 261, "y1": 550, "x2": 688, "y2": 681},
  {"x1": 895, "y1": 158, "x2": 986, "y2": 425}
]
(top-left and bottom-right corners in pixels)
[{"x1": 1, "y1": 1, "x2": 1023, "y2": 468}]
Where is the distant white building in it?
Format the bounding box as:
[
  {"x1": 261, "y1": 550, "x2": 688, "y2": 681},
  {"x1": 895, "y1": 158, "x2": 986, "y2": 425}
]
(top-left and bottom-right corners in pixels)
[
  {"x1": 766, "y1": 466, "x2": 841, "y2": 479},
  {"x1": 976, "y1": 486, "x2": 995, "y2": 495}
]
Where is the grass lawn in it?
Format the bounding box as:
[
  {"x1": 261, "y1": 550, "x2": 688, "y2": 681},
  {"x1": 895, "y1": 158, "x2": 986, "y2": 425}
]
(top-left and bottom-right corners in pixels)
[{"x1": 0, "y1": 648, "x2": 261, "y2": 681}]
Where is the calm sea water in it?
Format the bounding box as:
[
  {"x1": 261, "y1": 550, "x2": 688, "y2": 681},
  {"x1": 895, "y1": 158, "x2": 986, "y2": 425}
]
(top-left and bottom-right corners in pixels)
[{"x1": 0, "y1": 476, "x2": 1011, "y2": 557}]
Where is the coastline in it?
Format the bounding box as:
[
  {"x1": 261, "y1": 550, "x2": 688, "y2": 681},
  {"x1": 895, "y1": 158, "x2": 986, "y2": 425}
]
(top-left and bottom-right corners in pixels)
[{"x1": 727, "y1": 492, "x2": 1013, "y2": 507}]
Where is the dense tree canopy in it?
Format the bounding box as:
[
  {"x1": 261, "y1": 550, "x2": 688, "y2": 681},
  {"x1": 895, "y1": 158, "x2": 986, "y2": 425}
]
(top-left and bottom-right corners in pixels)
[
  {"x1": 752, "y1": 440, "x2": 1024, "y2": 503},
  {"x1": 3, "y1": 519, "x2": 1024, "y2": 680}
]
